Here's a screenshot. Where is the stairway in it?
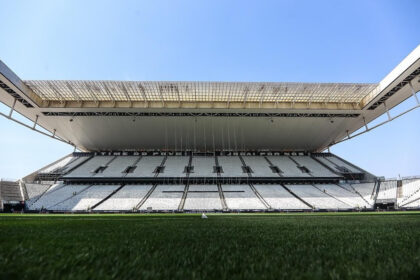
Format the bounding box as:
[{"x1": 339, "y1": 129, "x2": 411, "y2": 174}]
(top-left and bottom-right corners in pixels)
[
  {"x1": 281, "y1": 184, "x2": 313, "y2": 209},
  {"x1": 0, "y1": 181, "x2": 23, "y2": 202},
  {"x1": 92, "y1": 184, "x2": 126, "y2": 210}
]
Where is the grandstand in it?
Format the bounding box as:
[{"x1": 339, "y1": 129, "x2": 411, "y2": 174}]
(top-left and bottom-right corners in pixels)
[
  {"x1": 1, "y1": 45, "x2": 420, "y2": 212},
  {"x1": 0, "y1": 180, "x2": 24, "y2": 211},
  {"x1": 20, "y1": 152, "x2": 375, "y2": 212},
  {"x1": 14, "y1": 153, "x2": 420, "y2": 212}
]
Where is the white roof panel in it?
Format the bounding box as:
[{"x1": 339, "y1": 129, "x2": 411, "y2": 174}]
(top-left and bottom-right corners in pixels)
[{"x1": 24, "y1": 80, "x2": 377, "y2": 105}]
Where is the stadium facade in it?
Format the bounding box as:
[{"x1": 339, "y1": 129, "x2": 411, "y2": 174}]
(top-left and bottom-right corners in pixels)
[{"x1": 1, "y1": 46, "x2": 420, "y2": 212}]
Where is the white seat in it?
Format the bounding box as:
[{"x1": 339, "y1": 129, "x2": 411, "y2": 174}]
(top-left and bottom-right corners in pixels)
[
  {"x1": 140, "y1": 185, "x2": 184, "y2": 211},
  {"x1": 184, "y1": 185, "x2": 222, "y2": 210},
  {"x1": 254, "y1": 184, "x2": 310, "y2": 209},
  {"x1": 158, "y1": 156, "x2": 189, "y2": 177},
  {"x1": 65, "y1": 156, "x2": 114, "y2": 177},
  {"x1": 222, "y1": 184, "x2": 266, "y2": 210},
  {"x1": 29, "y1": 184, "x2": 87, "y2": 210},
  {"x1": 291, "y1": 156, "x2": 337, "y2": 177},
  {"x1": 94, "y1": 184, "x2": 153, "y2": 211},
  {"x1": 241, "y1": 156, "x2": 274, "y2": 177},
  {"x1": 267, "y1": 156, "x2": 311, "y2": 177},
  {"x1": 286, "y1": 184, "x2": 351, "y2": 209},
  {"x1": 50, "y1": 185, "x2": 120, "y2": 211},
  {"x1": 377, "y1": 181, "x2": 397, "y2": 200},
  {"x1": 125, "y1": 156, "x2": 164, "y2": 178},
  {"x1": 98, "y1": 156, "x2": 140, "y2": 177},
  {"x1": 343, "y1": 182, "x2": 376, "y2": 205},
  {"x1": 218, "y1": 156, "x2": 248, "y2": 177},
  {"x1": 315, "y1": 184, "x2": 370, "y2": 208},
  {"x1": 189, "y1": 156, "x2": 216, "y2": 177}
]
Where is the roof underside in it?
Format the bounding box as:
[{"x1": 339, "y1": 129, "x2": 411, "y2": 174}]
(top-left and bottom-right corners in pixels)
[
  {"x1": 24, "y1": 80, "x2": 377, "y2": 106},
  {"x1": 1, "y1": 45, "x2": 419, "y2": 152}
]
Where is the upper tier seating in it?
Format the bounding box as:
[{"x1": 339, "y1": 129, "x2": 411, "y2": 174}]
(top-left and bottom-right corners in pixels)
[
  {"x1": 222, "y1": 184, "x2": 266, "y2": 210},
  {"x1": 266, "y1": 156, "x2": 311, "y2": 177},
  {"x1": 327, "y1": 157, "x2": 361, "y2": 173},
  {"x1": 189, "y1": 156, "x2": 216, "y2": 177},
  {"x1": 61, "y1": 156, "x2": 91, "y2": 173},
  {"x1": 218, "y1": 156, "x2": 248, "y2": 177},
  {"x1": 158, "y1": 156, "x2": 189, "y2": 177},
  {"x1": 183, "y1": 185, "x2": 223, "y2": 210},
  {"x1": 291, "y1": 156, "x2": 337, "y2": 177},
  {"x1": 98, "y1": 156, "x2": 140, "y2": 177},
  {"x1": 125, "y1": 156, "x2": 164, "y2": 178},
  {"x1": 241, "y1": 156, "x2": 275, "y2": 177},
  {"x1": 377, "y1": 180, "x2": 397, "y2": 200},
  {"x1": 65, "y1": 156, "x2": 114, "y2": 177},
  {"x1": 253, "y1": 184, "x2": 310, "y2": 210},
  {"x1": 286, "y1": 184, "x2": 352, "y2": 209},
  {"x1": 39, "y1": 156, "x2": 75, "y2": 174},
  {"x1": 36, "y1": 156, "x2": 90, "y2": 180},
  {"x1": 94, "y1": 184, "x2": 153, "y2": 211},
  {"x1": 59, "y1": 154, "x2": 344, "y2": 179},
  {"x1": 315, "y1": 155, "x2": 361, "y2": 174},
  {"x1": 139, "y1": 185, "x2": 184, "y2": 211}
]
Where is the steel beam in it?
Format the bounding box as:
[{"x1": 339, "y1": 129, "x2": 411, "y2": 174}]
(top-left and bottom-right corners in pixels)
[
  {"x1": 8, "y1": 98, "x2": 16, "y2": 117},
  {"x1": 409, "y1": 81, "x2": 420, "y2": 105}
]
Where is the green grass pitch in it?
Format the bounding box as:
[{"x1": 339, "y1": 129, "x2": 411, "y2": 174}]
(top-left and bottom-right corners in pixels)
[{"x1": 0, "y1": 212, "x2": 419, "y2": 279}]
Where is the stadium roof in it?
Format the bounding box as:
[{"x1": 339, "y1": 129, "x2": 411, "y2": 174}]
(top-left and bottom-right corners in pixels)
[
  {"x1": 1, "y1": 45, "x2": 419, "y2": 152},
  {"x1": 24, "y1": 80, "x2": 377, "y2": 109}
]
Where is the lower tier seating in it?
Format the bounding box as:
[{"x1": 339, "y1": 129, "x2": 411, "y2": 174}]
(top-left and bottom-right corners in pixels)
[
  {"x1": 398, "y1": 179, "x2": 420, "y2": 206},
  {"x1": 286, "y1": 184, "x2": 352, "y2": 210},
  {"x1": 342, "y1": 182, "x2": 376, "y2": 205},
  {"x1": 314, "y1": 184, "x2": 371, "y2": 208},
  {"x1": 139, "y1": 185, "x2": 184, "y2": 211},
  {"x1": 95, "y1": 185, "x2": 152, "y2": 211},
  {"x1": 26, "y1": 180, "x2": 416, "y2": 212},
  {"x1": 403, "y1": 198, "x2": 420, "y2": 208},
  {"x1": 24, "y1": 183, "x2": 53, "y2": 206},
  {"x1": 377, "y1": 180, "x2": 397, "y2": 200},
  {"x1": 49, "y1": 185, "x2": 120, "y2": 211},
  {"x1": 28, "y1": 184, "x2": 85, "y2": 210},
  {"x1": 222, "y1": 185, "x2": 266, "y2": 210},
  {"x1": 183, "y1": 185, "x2": 223, "y2": 211},
  {"x1": 253, "y1": 184, "x2": 310, "y2": 210}
]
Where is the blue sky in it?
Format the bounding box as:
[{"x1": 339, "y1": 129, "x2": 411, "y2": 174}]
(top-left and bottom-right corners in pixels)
[{"x1": 0, "y1": 0, "x2": 419, "y2": 179}]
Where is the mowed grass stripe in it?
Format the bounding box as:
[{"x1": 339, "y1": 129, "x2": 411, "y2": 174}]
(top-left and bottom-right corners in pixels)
[{"x1": 0, "y1": 212, "x2": 419, "y2": 280}]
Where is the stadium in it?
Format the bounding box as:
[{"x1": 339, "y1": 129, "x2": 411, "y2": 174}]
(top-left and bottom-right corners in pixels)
[
  {"x1": 1, "y1": 10, "x2": 420, "y2": 277},
  {"x1": 1, "y1": 46, "x2": 420, "y2": 214}
]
